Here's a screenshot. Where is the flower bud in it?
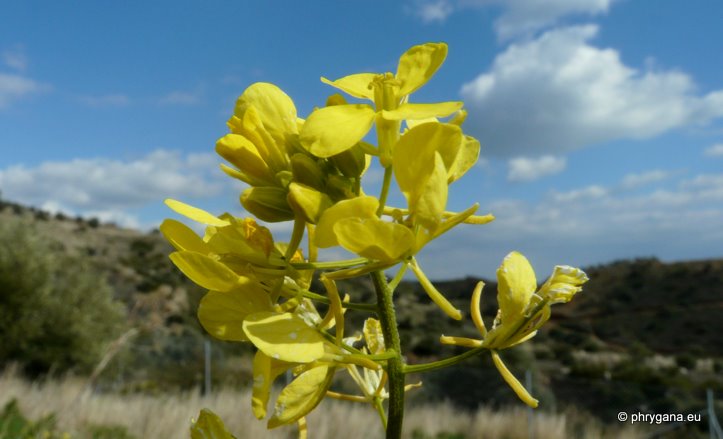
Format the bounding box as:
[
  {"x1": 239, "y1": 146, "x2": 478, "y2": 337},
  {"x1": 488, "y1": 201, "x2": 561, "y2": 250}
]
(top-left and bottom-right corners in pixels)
[
  {"x1": 287, "y1": 182, "x2": 333, "y2": 224},
  {"x1": 325, "y1": 174, "x2": 356, "y2": 201},
  {"x1": 241, "y1": 187, "x2": 295, "y2": 222},
  {"x1": 290, "y1": 153, "x2": 325, "y2": 190},
  {"x1": 330, "y1": 144, "x2": 366, "y2": 178}
]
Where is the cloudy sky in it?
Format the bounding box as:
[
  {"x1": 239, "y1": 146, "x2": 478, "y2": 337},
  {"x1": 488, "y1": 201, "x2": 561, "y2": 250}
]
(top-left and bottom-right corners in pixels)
[{"x1": 2, "y1": 1, "x2": 722, "y2": 279}]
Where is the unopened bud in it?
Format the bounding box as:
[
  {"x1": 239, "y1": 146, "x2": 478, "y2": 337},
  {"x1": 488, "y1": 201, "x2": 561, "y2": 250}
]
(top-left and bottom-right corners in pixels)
[
  {"x1": 287, "y1": 182, "x2": 333, "y2": 224},
  {"x1": 241, "y1": 187, "x2": 295, "y2": 222},
  {"x1": 290, "y1": 153, "x2": 325, "y2": 190},
  {"x1": 330, "y1": 144, "x2": 366, "y2": 178}
]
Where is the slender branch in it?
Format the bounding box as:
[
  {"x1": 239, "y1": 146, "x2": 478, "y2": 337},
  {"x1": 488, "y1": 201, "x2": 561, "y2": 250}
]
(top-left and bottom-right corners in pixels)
[
  {"x1": 290, "y1": 257, "x2": 369, "y2": 270},
  {"x1": 300, "y1": 290, "x2": 378, "y2": 312},
  {"x1": 403, "y1": 345, "x2": 487, "y2": 374}
]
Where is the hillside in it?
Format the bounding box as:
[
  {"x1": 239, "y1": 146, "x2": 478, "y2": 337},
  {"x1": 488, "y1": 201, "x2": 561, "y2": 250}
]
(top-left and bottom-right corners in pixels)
[{"x1": 1, "y1": 198, "x2": 721, "y2": 433}]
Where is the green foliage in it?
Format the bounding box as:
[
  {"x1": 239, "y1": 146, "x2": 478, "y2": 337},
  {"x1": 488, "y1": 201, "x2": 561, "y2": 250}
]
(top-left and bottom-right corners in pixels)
[
  {"x1": 412, "y1": 430, "x2": 465, "y2": 439},
  {"x1": 85, "y1": 424, "x2": 138, "y2": 439},
  {"x1": 0, "y1": 399, "x2": 61, "y2": 439},
  {"x1": 0, "y1": 218, "x2": 125, "y2": 376},
  {"x1": 0, "y1": 399, "x2": 138, "y2": 439}
]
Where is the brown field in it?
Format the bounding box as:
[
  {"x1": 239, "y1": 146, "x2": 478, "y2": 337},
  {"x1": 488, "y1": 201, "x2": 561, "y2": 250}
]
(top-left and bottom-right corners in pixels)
[{"x1": 0, "y1": 367, "x2": 645, "y2": 438}]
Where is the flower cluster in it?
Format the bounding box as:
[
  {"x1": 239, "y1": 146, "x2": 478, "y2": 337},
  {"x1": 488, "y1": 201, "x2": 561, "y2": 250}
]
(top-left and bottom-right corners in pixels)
[{"x1": 165, "y1": 42, "x2": 589, "y2": 438}]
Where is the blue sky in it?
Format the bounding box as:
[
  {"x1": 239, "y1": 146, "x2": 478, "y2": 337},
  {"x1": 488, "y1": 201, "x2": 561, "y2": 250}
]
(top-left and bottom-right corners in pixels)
[{"x1": 1, "y1": 0, "x2": 722, "y2": 279}]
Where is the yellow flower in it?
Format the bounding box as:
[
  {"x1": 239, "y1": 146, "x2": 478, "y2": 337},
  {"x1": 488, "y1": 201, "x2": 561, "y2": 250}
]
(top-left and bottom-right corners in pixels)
[
  {"x1": 441, "y1": 251, "x2": 588, "y2": 407},
  {"x1": 300, "y1": 43, "x2": 463, "y2": 159}
]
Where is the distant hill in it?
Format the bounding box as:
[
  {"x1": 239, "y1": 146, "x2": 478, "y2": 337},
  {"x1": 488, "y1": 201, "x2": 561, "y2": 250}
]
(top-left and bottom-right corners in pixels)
[{"x1": 2, "y1": 197, "x2": 721, "y2": 426}]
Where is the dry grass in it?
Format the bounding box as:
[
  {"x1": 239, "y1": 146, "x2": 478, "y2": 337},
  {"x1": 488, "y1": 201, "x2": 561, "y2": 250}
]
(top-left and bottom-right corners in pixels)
[{"x1": 0, "y1": 367, "x2": 645, "y2": 438}]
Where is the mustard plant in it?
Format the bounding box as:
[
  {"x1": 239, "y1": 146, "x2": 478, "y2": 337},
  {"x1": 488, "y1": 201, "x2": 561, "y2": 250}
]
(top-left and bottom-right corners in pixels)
[{"x1": 162, "y1": 42, "x2": 589, "y2": 439}]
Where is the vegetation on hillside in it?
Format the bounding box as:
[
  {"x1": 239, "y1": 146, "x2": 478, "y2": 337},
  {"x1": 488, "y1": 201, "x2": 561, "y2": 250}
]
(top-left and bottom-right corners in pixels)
[{"x1": 0, "y1": 199, "x2": 721, "y2": 437}]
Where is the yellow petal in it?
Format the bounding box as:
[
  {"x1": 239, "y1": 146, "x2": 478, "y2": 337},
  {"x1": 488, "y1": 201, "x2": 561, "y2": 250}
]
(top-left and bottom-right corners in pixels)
[
  {"x1": 235, "y1": 82, "x2": 298, "y2": 137},
  {"x1": 413, "y1": 152, "x2": 448, "y2": 230},
  {"x1": 268, "y1": 365, "x2": 334, "y2": 428},
  {"x1": 160, "y1": 219, "x2": 209, "y2": 253},
  {"x1": 396, "y1": 42, "x2": 448, "y2": 96},
  {"x1": 243, "y1": 312, "x2": 327, "y2": 363},
  {"x1": 216, "y1": 133, "x2": 275, "y2": 185},
  {"x1": 496, "y1": 252, "x2": 537, "y2": 321},
  {"x1": 538, "y1": 265, "x2": 588, "y2": 304},
  {"x1": 321, "y1": 73, "x2": 377, "y2": 100},
  {"x1": 190, "y1": 409, "x2": 234, "y2": 439},
  {"x1": 410, "y1": 258, "x2": 462, "y2": 320},
  {"x1": 333, "y1": 217, "x2": 414, "y2": 263},
  {"x1": 286, "y1": 182, "x2": 333, "y2": 224},
  {"x1": 300, "y1": 104, "x2": 376, "y2": 158},
  {"x1": 315, "y1": 196, "x2": 379, "y2": 248},
  {"x1": 393, "y1": 123, "x2": 459, "y2": 227},
  {"x1": 470, "y1": 281, "x2": 487, "y2": 336},
  {"x1": 165, "y1": 199, "x2": 230, "y2": 227},
  {"x1": 491, "y1": 351, "x2": 538, "y2": 408},
  {"x1": 251, "y1": 351, "x2": 292, "y2": 420},
  {"x1": 169, "y1": 251, "x2": 240, "y2": 292},
  {"x1": 437, "y1": 134, "x2": 480, "y2": 184},
  {"x1": 362, "y1": 318, "x2": 385, "y2": 355},
  {"x1": 198, "y1": 286, "x2": 273, "y2": 341},
  {"x1": 381, "y1": 102, "x2": 463, "y2": 121}
]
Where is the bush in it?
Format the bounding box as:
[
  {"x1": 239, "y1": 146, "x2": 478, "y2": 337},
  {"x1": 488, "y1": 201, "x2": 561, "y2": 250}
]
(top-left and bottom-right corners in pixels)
[{"x1": 0, "y1": 218, "x2": 125, "y2": 376}]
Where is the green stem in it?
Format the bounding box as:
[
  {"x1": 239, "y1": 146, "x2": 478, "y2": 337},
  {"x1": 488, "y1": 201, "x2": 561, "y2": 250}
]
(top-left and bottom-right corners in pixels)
[
  {"x1": 387, "y1": 262, "x2": 408, "y2": 293},
  {"x1": 290, "y1": 257, "x2": 369, "y2": 270},
  {"x1": 374, "y1": 396, "x2": 388, "y2": 430},
  {"x1": 300, "y1": 290, "x2": 378, "y2": 312},
  {"x1": 285, "y1": 218, "x2": 306, "y2": 261},
  {"x1": 376, "y1": 166, "x2": 394, "y2": 216},
  {"x1": 403, "y1": 345, "x2": 487, "y2": 374},
  {"x1": 371, "y1": 270, "x2": 404, "y2": 439}
]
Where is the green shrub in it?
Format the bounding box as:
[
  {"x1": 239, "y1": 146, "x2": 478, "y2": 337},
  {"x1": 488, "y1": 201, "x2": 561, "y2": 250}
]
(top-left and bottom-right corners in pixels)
[
  {"x1": 0, "y1": 399, "x2": 61, "y2": 439},
  {"x1": 0, "y1": 218, "x2": 125, "y2": 376}
]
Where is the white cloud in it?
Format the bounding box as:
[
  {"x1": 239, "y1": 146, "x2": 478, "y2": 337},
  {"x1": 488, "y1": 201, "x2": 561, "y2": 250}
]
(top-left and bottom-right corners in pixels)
[
  {"x1": 0, "y1": 150, "x2": 223, "y2": 214},
  {"x1": 619, "y1": 170, "x2": 672, "y2": 190},
  {"x1": 413, "y1": 0, "x2": 612, "y2": 38},
  {"x1": 417, "y1": 0, "x2": 454, "y2": 23},
  {"x1": 508, "y1": 155, "x2": 566, "y2": 181},
  {"x1": 78, "y1": 93, "x2": 130, "y2": 107},
  {"x1": 551, "y1": 184, "x2": 607, "y2": 203},
  {"x1": 0, "y1": 73, "x2": 45, "y2": 108},
  {"x1": 461, "y1": 25, "x2": 723, "y2": 158},
  {"x1": 159, "y1": 90, "x2": 202, "y2": 105},
  {"x1": 2, "y1": 46, "x2": 28, "y2": 71},
  {"x1": 704, "y1": 143, "x2": 723, "y2": 157},
  {"x1": 491, "y1": 0, "x2": 612, "y2": 40},
  {"x1": 416, "y1": 171, "x2": 723, "y2": 279}
]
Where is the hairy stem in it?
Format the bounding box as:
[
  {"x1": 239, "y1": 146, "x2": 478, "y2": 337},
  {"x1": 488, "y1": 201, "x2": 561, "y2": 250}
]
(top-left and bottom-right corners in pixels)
[{"x1": 371, "y1": 270, "x2": 404, "y2": 439}]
